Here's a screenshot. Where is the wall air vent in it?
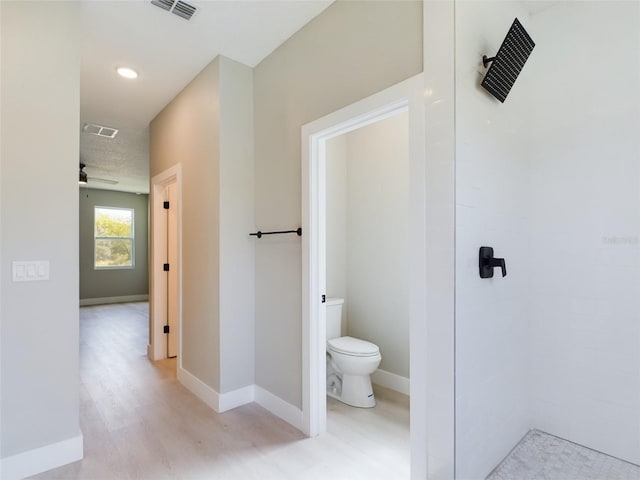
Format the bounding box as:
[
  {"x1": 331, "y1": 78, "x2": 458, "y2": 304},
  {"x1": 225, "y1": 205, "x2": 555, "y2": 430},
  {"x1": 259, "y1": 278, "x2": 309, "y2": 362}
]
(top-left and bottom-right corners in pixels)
[
  {"x1": 151, "y1": 0, "x2": 197, "y2": 21},
  {"x1": 82, "y1": 123, "x2": 119, "y2": 139}
]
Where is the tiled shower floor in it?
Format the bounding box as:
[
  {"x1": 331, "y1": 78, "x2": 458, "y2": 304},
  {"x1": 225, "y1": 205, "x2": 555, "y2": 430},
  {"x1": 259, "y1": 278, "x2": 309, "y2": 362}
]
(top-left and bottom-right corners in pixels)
[{"x1": 487, "y1": 430, "x2": 640, "y2": 480}]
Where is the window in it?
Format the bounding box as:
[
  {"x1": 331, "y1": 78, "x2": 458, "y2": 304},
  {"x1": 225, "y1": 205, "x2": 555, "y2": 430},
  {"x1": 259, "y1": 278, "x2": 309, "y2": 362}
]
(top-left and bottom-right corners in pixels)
[{"x1": 94, "y1": 207, "x2": 134, "y2": 269}]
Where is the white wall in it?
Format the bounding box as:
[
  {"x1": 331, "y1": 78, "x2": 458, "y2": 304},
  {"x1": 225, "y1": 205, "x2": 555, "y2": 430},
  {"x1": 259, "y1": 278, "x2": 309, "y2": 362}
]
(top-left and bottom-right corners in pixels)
[
  {"x1": 254, "y1": 0, "x2": 422, "y2": 410},
  {"x1": 1, "y1": 2, "x2": 83, "y2": 477},
  {"x1": 527, "y1": 2, "x2": 640, "y2": 464},
  {"x1": 454, "y1": 3, "x2": 533, "y2": 477},
  {"x1": 326, "y1": 112, "x2": 410, "y2": 379},
  {"x1": 455, "y1": 1, "x2": 640, "y2": 476},
  {"x1": 150, "y1": 56, "x2": 255, "y2": 397},
  {"x1": 151, "y1": 57, "x2": 222, "y2": 389},
  {"x1": 423, "y1": 3, "x2": 456, "y2": 477},
  {"x1": 219, "y1": 57, "x2": 255, "y2": 393},
  {"x1": 326, "y1": 135, "x2": 348, "y2": 337}
]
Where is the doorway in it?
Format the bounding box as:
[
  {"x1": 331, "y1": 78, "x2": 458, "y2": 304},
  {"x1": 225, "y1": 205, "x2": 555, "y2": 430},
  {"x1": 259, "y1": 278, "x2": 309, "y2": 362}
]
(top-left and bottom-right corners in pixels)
[
  {"x1": 165, "y1": 181, "x2": 179, "y2": 358},
  {"x1": 150, "y1": 164, "x2": 182, "y2": 363},
  {"x1": 301, "y1": 74, "x2": 427, "y2": 476}
]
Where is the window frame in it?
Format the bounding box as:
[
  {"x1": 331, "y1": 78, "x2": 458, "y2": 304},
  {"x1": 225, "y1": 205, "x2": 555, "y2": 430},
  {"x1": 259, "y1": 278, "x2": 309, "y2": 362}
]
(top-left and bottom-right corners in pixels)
[{"x1": 94, "y1": 206, "x2": 136, "y2": 270}]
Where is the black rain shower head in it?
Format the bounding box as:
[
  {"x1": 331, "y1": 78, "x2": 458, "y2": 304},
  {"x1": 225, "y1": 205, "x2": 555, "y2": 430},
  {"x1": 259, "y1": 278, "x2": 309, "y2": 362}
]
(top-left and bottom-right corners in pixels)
[{"x1": 481, "y1": 18, "x2": 535, "y2": 103}]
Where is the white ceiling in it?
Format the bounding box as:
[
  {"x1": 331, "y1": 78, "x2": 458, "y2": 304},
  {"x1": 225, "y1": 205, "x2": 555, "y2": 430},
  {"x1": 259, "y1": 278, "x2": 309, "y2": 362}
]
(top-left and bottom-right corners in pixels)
[{"x1": 79, "y1": 0, "x2": 332, "y2": 194}]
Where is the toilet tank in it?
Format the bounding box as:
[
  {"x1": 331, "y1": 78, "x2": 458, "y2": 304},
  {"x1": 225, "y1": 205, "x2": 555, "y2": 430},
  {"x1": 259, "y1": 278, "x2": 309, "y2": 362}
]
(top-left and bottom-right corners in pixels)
[{"x1": 326, "y1": 298, "x2": 344, "y2": 340}]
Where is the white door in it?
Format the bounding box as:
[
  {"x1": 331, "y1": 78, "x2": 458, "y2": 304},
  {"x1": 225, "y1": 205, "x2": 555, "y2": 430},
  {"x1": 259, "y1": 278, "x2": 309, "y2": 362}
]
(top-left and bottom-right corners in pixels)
[{"x1": 165, "y1": 182, "x2": 179, "y2": 358}]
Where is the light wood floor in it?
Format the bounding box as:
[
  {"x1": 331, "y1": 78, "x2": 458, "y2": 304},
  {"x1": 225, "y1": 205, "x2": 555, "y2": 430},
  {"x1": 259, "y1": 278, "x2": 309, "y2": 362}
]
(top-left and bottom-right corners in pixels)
[{"x1": 30, "y1": 302, "x2": 410, "y2": 480}]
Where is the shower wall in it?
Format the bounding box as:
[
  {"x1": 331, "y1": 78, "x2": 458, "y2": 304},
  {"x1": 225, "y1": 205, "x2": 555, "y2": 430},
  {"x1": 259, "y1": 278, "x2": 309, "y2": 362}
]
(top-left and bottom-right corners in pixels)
[
  {"x1": 456, "y1": 1, "x2": 640, "y2": 477},
  {"x1": 455, "y1": 3, "x2": 534, "y2": 477},
  {"x1": 527, "y1": 2, "x2": 640, "y2": 465}
]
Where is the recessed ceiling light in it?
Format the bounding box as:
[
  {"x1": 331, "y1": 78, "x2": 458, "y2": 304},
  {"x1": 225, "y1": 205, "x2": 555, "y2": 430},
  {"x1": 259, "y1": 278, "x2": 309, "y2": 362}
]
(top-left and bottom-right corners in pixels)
[{"x1": 116, "y1": 67, "x2": 138, "y2": 79}]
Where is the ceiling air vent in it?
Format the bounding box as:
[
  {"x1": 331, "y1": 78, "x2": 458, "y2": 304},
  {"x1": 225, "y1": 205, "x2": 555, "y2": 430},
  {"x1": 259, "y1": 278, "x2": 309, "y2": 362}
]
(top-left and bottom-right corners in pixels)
[
  {"x1": 151, "y1": 0, "x2": 173, "y2": 11},
  {"x1": 151, "y1": 0, "x2": 197, "y2": 21},
  {"x1": 172, "y1": 1, "x2": 197, "y2": 20},
  {"x1": 82, "y1": 123, "x2": 119, "y2": 139}
]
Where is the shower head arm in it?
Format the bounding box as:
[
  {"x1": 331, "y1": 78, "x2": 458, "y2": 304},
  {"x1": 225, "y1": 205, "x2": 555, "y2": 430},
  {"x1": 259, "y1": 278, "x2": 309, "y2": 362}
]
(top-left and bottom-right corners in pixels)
[{"x1": 482, "y1": 55, "x2": 496, "y2": 68}]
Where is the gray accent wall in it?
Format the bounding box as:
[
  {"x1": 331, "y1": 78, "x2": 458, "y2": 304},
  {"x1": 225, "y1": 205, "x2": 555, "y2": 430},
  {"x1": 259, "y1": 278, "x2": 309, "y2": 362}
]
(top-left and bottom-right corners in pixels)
[{"x1": 79, "y1": 189, "x2": 149, "y2": 300}]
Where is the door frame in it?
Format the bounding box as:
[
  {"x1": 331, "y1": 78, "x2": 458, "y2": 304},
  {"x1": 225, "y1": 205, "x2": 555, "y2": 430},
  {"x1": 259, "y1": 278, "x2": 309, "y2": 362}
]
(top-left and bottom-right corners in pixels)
[
  {"x1": 149, "y1": 164, "x2": 183, "y2": 364},
  {"x1": 301, "y1": 73, "x2": 427, "y2": 475}
]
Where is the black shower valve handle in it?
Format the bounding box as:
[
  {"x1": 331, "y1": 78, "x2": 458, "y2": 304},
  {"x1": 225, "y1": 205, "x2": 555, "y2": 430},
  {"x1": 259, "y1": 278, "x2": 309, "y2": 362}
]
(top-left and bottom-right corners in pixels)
[
  {"x1": 479, "y1": 246, "x2": 507, "y2": 278},
  {"x1": 488, "y1": 257, "x2": 507, "y2": 277}
]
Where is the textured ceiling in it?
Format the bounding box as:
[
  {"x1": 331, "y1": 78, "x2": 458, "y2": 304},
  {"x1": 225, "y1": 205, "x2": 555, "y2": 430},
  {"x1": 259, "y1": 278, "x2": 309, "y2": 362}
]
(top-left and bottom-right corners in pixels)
[{"x1": 79, "y1": 0, "x2": 333, "y2": 194}]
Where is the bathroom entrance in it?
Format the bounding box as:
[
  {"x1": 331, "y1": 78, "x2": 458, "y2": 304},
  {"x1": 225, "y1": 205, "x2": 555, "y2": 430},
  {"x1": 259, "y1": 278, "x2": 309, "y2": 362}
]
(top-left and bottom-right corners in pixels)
[
  {"x1": 325, "y1": 111, "x2": 411, "y2": 473},
  {"x1": 324, "y1": 110, "x2": 410, "y2": 401},
  {"x1": 301, "y1": 74, "x2": 427, "y2": 476}
]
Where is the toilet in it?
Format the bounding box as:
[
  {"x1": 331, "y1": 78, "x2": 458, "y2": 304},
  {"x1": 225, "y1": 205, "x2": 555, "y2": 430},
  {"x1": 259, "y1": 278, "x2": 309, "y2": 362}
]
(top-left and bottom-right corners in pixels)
[{"x1": 326, "y1": 298, "x2": 381, "y2": 408}]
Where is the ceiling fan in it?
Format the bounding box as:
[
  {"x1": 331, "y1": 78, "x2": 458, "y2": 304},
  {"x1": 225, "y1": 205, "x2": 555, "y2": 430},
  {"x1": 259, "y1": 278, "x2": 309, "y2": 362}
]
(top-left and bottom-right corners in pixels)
[{"x1": 79, "y1": 162, "x2": 118, "y2": 186}]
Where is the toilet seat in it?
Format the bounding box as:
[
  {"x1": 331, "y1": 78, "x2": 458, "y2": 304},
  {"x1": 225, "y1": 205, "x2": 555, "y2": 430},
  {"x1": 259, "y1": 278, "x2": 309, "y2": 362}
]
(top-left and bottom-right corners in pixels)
[{"x1": 327, "y1": 336, "x2": 380, "y2": 357}]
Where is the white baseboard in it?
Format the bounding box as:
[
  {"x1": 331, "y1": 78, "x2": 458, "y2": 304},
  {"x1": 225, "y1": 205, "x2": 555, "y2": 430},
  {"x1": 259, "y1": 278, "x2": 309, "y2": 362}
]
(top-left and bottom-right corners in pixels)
[
  {"x1": 178, "y1": 367, "x2": 221, "y2": 412},
  {"x1": 371, "y1": 369, "x2": 410, "y2": 396},
  {"x1": 218, "y1": 385, "x2": 255, "y2": 413},
  {"x1": 0, "y1": 433, "x2": 83, "y2": 480},
  {"x1": 254, "y1": 385, "x2": 304, "y2": 431},
  {"x1": 79, "y1": 294, "x2": 148, "y2": 306},
  {"x1": 177, "y1": 368, "x2": 303, "y2": 432}
]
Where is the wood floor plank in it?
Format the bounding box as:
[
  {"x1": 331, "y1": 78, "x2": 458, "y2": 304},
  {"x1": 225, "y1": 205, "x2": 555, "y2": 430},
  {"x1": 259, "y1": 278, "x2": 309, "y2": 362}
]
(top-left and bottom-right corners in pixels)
[{"x1": 28, "y1": 302, "x2": 409, "y2": 479}]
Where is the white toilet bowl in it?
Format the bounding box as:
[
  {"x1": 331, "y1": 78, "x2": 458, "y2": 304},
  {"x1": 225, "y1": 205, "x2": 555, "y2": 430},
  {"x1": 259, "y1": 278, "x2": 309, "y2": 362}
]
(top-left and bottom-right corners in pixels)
[{"x1": 327, "y1": 336, "x2": 381, "y2": 408}]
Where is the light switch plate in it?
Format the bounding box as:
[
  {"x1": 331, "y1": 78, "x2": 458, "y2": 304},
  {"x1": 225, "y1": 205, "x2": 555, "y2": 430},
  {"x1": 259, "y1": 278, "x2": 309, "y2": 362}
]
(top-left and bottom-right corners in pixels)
[{"x1": 12, "y1": 261, "x2": 49, "y2": 282}]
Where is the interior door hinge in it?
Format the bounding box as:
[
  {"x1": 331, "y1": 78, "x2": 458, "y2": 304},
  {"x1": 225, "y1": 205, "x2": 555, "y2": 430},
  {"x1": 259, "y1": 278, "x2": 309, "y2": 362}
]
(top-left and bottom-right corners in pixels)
[
  {"x1": 163, "y1": 201, "x2": 170, "y2": 209},
  {"x1": 163, "y1": 263, "x2": 170, "y2": 271},
  {"x1": 164, "y1": 325, "x2": 170, "y2": 334},
  {"x1": 322, "y1": 294, "x2": 326, "y2": 303}
]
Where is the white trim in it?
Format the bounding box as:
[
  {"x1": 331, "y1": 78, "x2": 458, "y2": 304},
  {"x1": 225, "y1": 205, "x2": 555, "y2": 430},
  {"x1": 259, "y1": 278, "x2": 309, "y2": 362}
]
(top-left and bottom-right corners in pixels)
[
  {"x1": 423, "y1": 3, "x2": 456, "y2": 479},
  {"x1": 177, "y1": 367, "x2": 255, "y2": 413},
  {"x1": 0, "y1": 433, "x2": 83, "y2": 480},
  {"x1": 254, "y1": 386, "x2": 304, "y2": 432},
  {"x1": 371, "y1": 369, "x2": 410, "y2": 397},
  {"x1": 176, "y1": 368, "x2": 302, "y2": 429},
  {"x1": 79, "y1": 294, "x2": 148, "y2": 306},
  {"x1": 301, "y1": 74, "x2": 426, "y2": 451},
  {"x1": 177, "y1": 367, "x2": 221, "y2": 412},
  {"x1": 218, "y1": 385, "x2": 255, "y2": 413},
  {"x1": 150, "y1": 164, "x2": 183, "y2": 363}
]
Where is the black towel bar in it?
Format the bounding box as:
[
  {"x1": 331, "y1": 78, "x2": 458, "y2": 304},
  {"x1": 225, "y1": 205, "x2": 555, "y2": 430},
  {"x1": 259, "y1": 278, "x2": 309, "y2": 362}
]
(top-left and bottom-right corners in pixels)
[{"x1": 249, "y1": 228, "x2": 302, "y2": 239}]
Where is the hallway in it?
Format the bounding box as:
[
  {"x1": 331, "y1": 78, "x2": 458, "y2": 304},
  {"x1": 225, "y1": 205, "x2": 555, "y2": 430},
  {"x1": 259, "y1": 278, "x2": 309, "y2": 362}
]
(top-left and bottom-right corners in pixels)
[{"x1": 30, "y1": 303, "x2": 409, "y2": 479}]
